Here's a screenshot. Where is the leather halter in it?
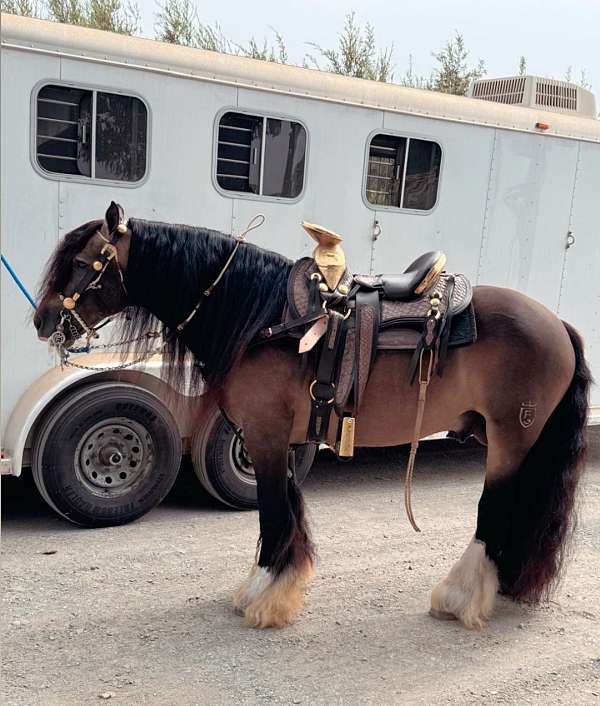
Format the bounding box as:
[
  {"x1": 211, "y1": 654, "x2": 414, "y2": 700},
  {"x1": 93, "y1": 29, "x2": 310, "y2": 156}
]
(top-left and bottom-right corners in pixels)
[{"x1": 53, "y1": 219, "x2": 128, "y2": 343}]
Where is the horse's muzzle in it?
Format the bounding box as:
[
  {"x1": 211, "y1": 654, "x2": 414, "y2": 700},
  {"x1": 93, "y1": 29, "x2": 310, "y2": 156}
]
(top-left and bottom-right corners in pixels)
[{"x1": 34, "y1": 307, "x2": 64, "y2": 342}]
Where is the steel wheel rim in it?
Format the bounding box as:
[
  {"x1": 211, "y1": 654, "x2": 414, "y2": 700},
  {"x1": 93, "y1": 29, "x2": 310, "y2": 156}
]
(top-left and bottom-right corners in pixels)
[
  {"x1": 74, "y1": 417, "x2": 155, "y2": 498},
  {"x1": 228, "y1": 428, "x2": 256, "y2": 485}
]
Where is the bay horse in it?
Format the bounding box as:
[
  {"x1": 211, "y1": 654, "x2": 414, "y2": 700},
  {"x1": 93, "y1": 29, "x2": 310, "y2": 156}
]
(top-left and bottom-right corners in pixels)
[{"x1": 34, "y1": 202, "x2": 591, "y2": 630}]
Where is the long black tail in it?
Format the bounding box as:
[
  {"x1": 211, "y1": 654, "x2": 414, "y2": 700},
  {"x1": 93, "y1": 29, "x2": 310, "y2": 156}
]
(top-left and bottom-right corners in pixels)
[{"x1": 496, "y1": 321, "x2": 592, "y2": 602}]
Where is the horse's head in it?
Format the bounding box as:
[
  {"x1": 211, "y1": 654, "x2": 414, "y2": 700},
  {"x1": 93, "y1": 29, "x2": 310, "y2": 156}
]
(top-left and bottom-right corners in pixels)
[{"x1": 34, "y1": 201, "x2": 131, "y2": 347}]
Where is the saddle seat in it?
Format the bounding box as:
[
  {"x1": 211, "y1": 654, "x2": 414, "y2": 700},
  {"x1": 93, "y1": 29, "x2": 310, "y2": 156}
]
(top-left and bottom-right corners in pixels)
[{"x1": 355, "y1": 251, "x2": 447, "y2": 301}]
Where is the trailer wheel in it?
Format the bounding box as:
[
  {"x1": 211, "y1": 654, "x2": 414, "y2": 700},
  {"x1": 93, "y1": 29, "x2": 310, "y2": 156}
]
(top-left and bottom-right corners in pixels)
[
  {"x1": 31, "y1": 382, "x2": 182, "y2": 527},
  {"x1": 191, "y1": 409, "x2": 316, "y2": 509}
]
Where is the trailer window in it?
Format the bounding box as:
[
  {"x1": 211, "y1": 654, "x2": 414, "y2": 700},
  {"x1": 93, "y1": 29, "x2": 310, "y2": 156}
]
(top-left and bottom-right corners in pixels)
[
  {"x1": 36, "y1": 84, "x2": 147, "y2": 182},
  {"x1": 216, "y1": 111, "x2": 306, "y2": 199},
  {"x1": 366, "y1": 134, "x2": 441, "y2": 211}
]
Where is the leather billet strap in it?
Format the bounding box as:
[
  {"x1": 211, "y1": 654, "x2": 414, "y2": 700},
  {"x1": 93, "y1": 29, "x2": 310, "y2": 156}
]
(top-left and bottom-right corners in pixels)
[
  {"x1": 307, "y1": 309, "x2": 348, "y2": 442},
  {"x1": 260, "y1": 310, "x2": 328, "y2": 341},
  {"x1": 434, "y1": 275, "x2": 456, "y2": 377}
]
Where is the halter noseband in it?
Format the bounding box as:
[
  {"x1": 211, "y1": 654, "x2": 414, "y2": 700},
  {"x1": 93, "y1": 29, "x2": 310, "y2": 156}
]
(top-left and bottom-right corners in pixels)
[{"x1": 51, "y1": 217, "x2": 128, "y2": 346}]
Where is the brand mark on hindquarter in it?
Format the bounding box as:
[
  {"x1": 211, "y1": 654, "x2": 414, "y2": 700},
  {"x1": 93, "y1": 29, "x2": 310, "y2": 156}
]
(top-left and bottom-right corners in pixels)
[{"x1": 519, "y1": 401, "x2": 537, "y2": 429}]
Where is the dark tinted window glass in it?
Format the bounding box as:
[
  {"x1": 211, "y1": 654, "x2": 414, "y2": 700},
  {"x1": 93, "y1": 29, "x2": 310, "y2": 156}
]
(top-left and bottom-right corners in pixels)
[
  {"x1": 216, "y1": 112, "x2": 306, "y2": 198},
  {"x1": 403, "y1": 139, "x2": 441, "y2": 210},
  {"x1": 366, "y1": 134, "x2": 406, "y2": 207},
  {"x1": 216, "y1": 112, "x2": 262, "y2": 193},
  {"x1": 36, "y1": 85, "x2": 147, "y2": 182},
  {"x1": 95, "y1": 92, "x2": 147, "y2": 182},
  {"x1": 37, "y1": 85, "x2": 92, "y2": 176},
  {"x1": 262, "y1": 119, "x2": 306, "y2": 198},
  {"x1": 366, "y1": 134, "x2": 441, "y2": 211}
]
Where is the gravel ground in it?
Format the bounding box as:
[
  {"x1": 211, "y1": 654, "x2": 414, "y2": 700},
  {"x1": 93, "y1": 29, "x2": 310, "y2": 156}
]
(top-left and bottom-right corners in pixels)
[{"x1": 2, "y1": 433, "x2": 600, "y2": 706}]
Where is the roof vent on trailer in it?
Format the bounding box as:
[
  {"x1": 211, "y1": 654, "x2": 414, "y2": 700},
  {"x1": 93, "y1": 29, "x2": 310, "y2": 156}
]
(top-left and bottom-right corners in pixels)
[{"x1": 468, "y1": 75, "x2": 597, "y2": 118}]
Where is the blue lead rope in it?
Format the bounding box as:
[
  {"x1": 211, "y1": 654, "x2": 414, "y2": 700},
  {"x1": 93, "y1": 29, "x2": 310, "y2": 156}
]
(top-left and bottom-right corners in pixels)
[
  {"x1": 1, "y1": 254, "x2": 37, "y2": 309},
  {"x1": 1, "y1": 254, "x2": 95, "y2": 354}
]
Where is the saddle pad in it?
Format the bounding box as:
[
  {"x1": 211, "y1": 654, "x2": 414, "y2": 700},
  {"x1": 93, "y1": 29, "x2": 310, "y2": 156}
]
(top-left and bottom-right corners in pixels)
[{"x1": 377, "y1": 304, "x2": 477, "y2": 350}]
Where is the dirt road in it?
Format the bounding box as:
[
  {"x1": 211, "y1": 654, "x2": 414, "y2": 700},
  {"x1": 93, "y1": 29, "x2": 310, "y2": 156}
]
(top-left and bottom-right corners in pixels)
[{"x1": 2, "y1": 436, "x2": 599, "y2": 706}]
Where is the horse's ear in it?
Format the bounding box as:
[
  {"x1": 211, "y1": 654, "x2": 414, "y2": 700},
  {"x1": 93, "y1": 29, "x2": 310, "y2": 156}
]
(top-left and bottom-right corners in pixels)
[{"x1": 105, "y1": 201, "x2": 124, "y2": 233}]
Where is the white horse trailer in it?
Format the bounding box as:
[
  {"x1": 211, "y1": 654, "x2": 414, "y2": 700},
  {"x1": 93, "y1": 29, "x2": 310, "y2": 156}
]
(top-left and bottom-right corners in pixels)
[{"x1": 2, "y1": 15, "x2": 599, "y2": 525}]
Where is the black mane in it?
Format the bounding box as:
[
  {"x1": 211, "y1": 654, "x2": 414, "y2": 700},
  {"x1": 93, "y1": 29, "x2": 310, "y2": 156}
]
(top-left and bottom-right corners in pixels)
[{"x1": 119, "y1": 218, "x2": 292, "y2": 391}]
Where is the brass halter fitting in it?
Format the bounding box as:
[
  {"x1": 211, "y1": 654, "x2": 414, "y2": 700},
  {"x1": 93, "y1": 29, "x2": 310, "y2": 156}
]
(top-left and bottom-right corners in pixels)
[
  {"x1": 100, "y1": 242, "x2": 118, "y2": 259},
  {"x1": 62, "y1": 292, "x2": 80, "y2": 310}
]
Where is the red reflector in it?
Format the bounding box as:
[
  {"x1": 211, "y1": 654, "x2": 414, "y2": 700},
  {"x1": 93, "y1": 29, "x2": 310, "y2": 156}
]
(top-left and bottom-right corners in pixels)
[{"x1": 535, "y1": 122, "x2": 550, "y2": 130}]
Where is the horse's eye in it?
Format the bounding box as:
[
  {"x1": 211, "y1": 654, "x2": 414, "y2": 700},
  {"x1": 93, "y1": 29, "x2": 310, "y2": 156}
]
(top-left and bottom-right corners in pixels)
[{"x1": 74, "y1": 259, "x2": 88, "y2": 269}]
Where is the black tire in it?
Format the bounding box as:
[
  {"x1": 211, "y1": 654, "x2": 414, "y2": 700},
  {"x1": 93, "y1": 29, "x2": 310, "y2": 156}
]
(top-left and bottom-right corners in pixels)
[
  {"x1": 31, "y1": 381, "x2": 182, "y2": 527},
  {"x1": 191, "y1": 409, "x2": 316, "y2": 509}
]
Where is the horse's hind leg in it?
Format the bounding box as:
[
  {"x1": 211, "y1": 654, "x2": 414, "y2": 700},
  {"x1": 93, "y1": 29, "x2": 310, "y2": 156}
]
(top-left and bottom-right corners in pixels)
[
  {"x1": 232, "y1": 420, "x2": 315, "y2": 628},
  {"x1": 430, "y1": 424, "x2": 531, "y2": 629}
]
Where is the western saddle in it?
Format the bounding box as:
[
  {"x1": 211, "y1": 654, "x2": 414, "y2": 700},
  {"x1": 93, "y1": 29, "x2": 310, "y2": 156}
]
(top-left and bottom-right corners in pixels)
[{"x1": 261, "y1": 222, "x2": 476, "y2": 529}]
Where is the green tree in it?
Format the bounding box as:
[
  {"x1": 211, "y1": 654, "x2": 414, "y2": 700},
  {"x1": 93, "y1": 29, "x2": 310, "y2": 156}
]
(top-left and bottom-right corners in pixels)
[
  {"x1": 155, "y1": 0, "x2": 230, "y2": 50},
  {"x1": 398, "y1": 54, "x2": 433, "y2": 89},
  {"x1": 565, "y1": 66, "x2": 592, "y2": 90},
  {"x1": 431, "y1": 31, "x2": 485, "y2": 95},
  {"x1": 305, "y1": 11, "x2": 393, "y2": 82},
  {"x1": 578, "y1": 70, "x2": 591, "y2": 90},
  {"x1": 519, "y1": 56, "x2": 527, "y2": 76},
  {"x1": 237, "y1": 30, "x2": 287, "y2": 63},
  {"x1": 155, "y1": 0, "x2": 287, "y2": 60},
  {"x1": 46, "y1": 0, "x2": 86, "y2": 24},
  {"x1": 0, "y1": 0, "x2": 43, "y2": 16},
  {"x1": 2, "y1": 0, "x2": 140, "y2": 34},
  {"x1": 86, "y1": 0, "x2": 139, "y2": 34},
  {"x1": 155, "y1": 0, "x2": 197, "y2": 45}
]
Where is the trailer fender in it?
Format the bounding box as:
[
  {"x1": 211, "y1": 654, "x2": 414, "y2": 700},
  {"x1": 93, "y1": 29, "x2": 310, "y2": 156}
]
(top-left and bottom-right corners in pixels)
[{"x1": 1, "y1": 353, "x2": 198, "y2": 476}]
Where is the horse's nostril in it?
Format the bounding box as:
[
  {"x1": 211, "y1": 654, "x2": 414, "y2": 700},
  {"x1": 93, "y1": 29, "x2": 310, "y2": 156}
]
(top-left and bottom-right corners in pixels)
[{"x1": 33, "y1": 313, "x2": 42, "y2": 330}]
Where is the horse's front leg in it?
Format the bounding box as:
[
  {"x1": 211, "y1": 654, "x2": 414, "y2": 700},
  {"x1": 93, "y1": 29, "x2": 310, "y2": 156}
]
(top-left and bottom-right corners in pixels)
[{"x1": 232, "y1": 417, "x2": 315, "y2": 628}]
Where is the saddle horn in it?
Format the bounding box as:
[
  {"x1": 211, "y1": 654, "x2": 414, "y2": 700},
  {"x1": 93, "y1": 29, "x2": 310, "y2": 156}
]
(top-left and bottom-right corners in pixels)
[{"x1": 302, "y1": 221, "x2": 346, "y2": 291}]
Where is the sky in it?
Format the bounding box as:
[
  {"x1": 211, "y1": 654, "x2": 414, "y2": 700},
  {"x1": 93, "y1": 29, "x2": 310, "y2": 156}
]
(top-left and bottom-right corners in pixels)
[{"x1": 136, "y1": 0, "x2": 600, "y2": 93}]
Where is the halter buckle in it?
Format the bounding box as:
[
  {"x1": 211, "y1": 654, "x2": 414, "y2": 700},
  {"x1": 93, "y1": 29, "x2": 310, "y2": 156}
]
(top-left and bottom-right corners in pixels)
[{"x1": 100, "y1": 243, "x2": 117, "y2": 260}]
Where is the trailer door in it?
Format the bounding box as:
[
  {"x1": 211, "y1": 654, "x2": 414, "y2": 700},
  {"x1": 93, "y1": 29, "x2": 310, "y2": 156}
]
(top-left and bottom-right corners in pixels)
[
  {"x1": 557, "y1": 141, "x2": 600, "y2": 412},
  {"x1": 367, "y1": 118, "x2": 494, "y2": 280}
]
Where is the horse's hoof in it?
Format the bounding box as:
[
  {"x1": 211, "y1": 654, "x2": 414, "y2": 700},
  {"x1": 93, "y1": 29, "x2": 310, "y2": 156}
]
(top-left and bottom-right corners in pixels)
[
  {"x1": 243, "y1": 559, "x2": 314, "y2": 629},
  {"x1": 244, "y1": 601, "x2": 293, "y2": 629},
  {"x1": 429, "y1": 607, "x2": 457, "y2": 621},
  {"x1": 430, "y1": 539, "x2": 499, "y2": 630}
]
